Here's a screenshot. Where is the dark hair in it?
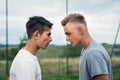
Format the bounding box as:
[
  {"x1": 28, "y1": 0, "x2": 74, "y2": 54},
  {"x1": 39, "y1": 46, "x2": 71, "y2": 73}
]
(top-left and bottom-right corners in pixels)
[
  {"x1": 26, "y1": 16, "x2": 53, "y2": 39},
  {"x1": 61, "y1": 13, "x2": 87, "y2": 26}
]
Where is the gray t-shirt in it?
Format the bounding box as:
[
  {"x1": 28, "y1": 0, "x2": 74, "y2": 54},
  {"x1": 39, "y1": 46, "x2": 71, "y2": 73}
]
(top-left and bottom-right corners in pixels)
[{"x1": 79, "y1": 40, "x2": 113, "y2": 80}]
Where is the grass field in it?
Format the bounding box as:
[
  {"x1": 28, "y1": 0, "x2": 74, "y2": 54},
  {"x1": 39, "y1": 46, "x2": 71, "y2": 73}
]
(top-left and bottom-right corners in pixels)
[
  {"x1": 39, "y1": 57, "x2": 79, "y2": 74},
  {"x1": 0, "y1": 42, "x2": 119, "y2": 80},
  {"x1": 0, "y1": 57, "x2": 120, "y2": 80},
  {"x1": 42, "y1": 73, "x2": 79, "y2": 80}
]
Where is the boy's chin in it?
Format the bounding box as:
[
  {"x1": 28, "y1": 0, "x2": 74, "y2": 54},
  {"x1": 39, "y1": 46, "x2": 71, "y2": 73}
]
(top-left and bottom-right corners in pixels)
[{"x1": 71, "y1": 43, "x2": 77, "y2": 47}]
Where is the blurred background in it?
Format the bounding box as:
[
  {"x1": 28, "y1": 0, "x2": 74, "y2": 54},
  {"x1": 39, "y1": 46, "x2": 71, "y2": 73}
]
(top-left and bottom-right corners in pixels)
[{"x1": 0, "y1": 0, "x2": 120, "y2": 80}]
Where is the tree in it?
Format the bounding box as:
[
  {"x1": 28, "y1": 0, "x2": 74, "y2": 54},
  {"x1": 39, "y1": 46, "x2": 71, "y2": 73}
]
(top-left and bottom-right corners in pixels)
[
  {"x1": 9, "y1": 48, "x2": 18, "y2": 60},
  {"x1": 18, "y1": 34, "x2": 27, "y2": 49},
  {"x1": 62, "y1": 44, "x2": 82, "y2": 57}
]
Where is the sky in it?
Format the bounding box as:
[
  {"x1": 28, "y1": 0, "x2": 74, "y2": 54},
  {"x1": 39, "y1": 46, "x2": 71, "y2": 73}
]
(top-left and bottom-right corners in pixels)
[{"x1": 0, "y1": 0, "x2": 120, "y2": 45}]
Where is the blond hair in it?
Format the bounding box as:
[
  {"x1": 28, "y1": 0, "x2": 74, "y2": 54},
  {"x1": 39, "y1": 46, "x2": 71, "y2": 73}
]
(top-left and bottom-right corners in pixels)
[{"x1": 61, "y1": 13, "x2": 87, "y2": 27}]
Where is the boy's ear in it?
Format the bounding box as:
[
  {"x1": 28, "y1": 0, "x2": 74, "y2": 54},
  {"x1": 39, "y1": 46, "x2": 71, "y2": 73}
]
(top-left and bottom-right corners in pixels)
[
  {"x1": 78, "y1": 26, "x2": 83, "y2": 35},
  {"x1": 33, "y1": 31, "x2": 40, "y2": 40}
]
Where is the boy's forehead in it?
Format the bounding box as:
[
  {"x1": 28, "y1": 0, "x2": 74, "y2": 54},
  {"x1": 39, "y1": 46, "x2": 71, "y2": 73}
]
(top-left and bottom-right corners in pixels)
[
  {"x1": 43, "y1": 29, "x2": 51, "y2": 33},
  {"x1": 64, "y1": 23, "x2": 74, "y2": 31}
]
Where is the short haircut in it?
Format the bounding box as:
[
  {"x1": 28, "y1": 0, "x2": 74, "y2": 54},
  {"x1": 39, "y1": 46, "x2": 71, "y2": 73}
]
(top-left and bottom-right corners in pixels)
[
  {"x1": 26, "y1": 16, "x2": 53, "y2": 39},
  {"x1": 61, "y1": 13, "x2": 87, "y2": 26}
]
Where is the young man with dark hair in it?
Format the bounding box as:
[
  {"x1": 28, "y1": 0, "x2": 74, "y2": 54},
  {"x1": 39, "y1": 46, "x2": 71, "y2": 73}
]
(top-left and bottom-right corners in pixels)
[
  {"x1": 10, "y1": 16, "x2": 53, "y2": 80},
  {"x1": 61, "y1": 13, "x2": 113, "y2": 80}
]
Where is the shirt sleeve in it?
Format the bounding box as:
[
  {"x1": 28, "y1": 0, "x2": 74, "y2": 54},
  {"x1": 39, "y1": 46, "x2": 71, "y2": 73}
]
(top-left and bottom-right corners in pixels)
[
  {"x1": 15, "y1": 61, "x2": 36, "y2": 80},
  {"x1": 86, "y1": 50, "x2": 108, "y2": 78}
]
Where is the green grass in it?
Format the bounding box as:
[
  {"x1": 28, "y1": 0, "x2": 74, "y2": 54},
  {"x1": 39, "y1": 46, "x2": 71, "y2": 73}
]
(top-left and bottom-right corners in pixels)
[
  {"x1": 37, "y1": 46, "x2": 64, "y2": 58},
  {"x1": 0, "y1": 46, "x2": 120, "y2": 80},
  {"x1": 42, "y1": 73, "x2": 78, "y2": 80},
  {"x1": 39, "y1": 57, "x2": 79, "y2": 74},
  {"x1": 112, "y1": 57, "x2": 120, "y2": 68},
  {"x1": 113, "y1": 67, "x2": 120, "y2": 80},
  {"x1": 0, "y1": 61, "x2": 6, "y2": 80},
  {"x1": 1, "y1": 57, "x2": 120, "y2": 80}
]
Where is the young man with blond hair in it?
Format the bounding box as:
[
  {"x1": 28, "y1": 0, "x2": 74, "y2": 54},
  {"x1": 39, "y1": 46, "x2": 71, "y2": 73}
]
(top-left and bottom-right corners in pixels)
[{"x1": 61, "y1": 13, "x2": 113, "y2": 80}]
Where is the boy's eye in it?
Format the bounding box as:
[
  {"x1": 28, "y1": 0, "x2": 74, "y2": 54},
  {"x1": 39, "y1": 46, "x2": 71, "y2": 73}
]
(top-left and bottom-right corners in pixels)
[
  {"x1": 48, "y1": 33, "x2": 51, "y2": 36},
  {"x1": 65, "y1": 32, "x2": 70, "y2": 36}
]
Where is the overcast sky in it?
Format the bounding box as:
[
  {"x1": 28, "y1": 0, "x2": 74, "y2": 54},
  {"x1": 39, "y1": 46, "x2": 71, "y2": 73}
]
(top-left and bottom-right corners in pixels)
[{"x1": 0, "y1": 0, "x2": 120, "y2": 45}]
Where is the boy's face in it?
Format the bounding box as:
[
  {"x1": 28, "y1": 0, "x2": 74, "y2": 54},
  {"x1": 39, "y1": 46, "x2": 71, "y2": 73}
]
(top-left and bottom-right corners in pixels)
[
  {"x1": 36, "y1": 28, "x2": 52, "y2": 49},
  {"x1": 64, "y1": 22, "x2": 82, "y2": 46}
]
